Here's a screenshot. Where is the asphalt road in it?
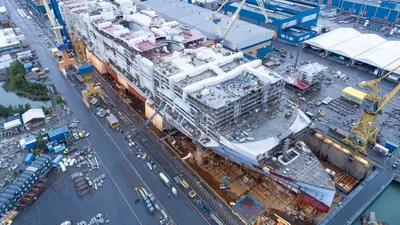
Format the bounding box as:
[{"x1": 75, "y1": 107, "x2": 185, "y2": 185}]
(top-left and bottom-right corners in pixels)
[
  {"x1": 325, "y1": 168, "x2": 394, "y2": 225},
  {"x1": 6, "y1": 1, "x2": 209, "y2": 224}
]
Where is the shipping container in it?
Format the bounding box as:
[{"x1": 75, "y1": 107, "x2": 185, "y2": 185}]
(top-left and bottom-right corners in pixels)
[
  {"x1": 24, "y1": 153, "x2": 34, "y2": 165},
  {"x1": 53, "y1": 144, "x2": 67, "y2": 153},
  {"x1": 384, "y1": 141, "x2": 398, "y2": 151},
  {"x1": 159, "y1": 173, "x2": 171, "y2": 187},
  {"x1": 52, "y1": 155, "x2": 64, "y2": 166},
  {"x1": 374, "y1": 143, "x2": 389, "y2": 155},
  {"x1": 341, "y1": 87, "x2": 367, "y2": 105}
]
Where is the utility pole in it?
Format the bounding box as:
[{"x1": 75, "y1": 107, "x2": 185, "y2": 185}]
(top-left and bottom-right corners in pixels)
[{"x1": 294, "y1": 45, "x2": 301, "y2": 68}]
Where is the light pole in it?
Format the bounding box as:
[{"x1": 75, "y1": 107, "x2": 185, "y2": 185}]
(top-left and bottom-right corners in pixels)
[{"x1": 294, "y1": 45, "x2": 301, "y2": 68}]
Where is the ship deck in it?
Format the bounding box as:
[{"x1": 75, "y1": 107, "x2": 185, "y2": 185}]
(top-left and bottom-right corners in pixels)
[
  {"x1": 266, "y1": 143, "x2": 336, "y2": 191},
  {"x1": 219, "y1": 101, "x2": 300, "y2": 143}
]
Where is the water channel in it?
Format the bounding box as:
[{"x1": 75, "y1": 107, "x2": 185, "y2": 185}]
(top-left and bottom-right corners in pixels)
[
  {"x1": 353, "y1": 181, "x2": 400, "y2": 225},
  {"x1": 0, "y1": 82, "x2": 51, "y2": 108}
]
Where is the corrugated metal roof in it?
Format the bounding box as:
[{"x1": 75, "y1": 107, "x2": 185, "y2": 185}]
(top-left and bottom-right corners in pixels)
[
  {"x1": 48, "y1": 126, "x2": 68, "y2": 138},
  {"x1": 141, "y1": 0, "x2": 274, "y2": 50}
]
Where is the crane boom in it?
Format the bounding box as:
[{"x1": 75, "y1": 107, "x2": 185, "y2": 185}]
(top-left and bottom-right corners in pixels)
[
  {"x1": 344, "y1": 65, "x2": 400, "y2": 154},
  {"x1": 206, "y1": 0, "x2": 269, "y2": 44}
]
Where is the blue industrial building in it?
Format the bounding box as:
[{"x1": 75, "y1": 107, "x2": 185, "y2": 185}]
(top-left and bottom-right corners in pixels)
[
  {"x1": 314, "y1": 0, "x2": 400, "y2": 25},
  {"x1": 47, "y1": 126, "x2": 68, "y2": 143},
  {"x1": 223, "y1": 0, "x2": 320, "y2": 44}
]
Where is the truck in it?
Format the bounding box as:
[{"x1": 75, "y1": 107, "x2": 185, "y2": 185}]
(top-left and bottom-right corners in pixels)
[
  {"x1": 159, "y1": 172, "x2": 171, "y2": 187},
  {"x1": 374, "y1": 144, "x2": 389, "y2": 156},
  {"x1": 384, "y1": 141, "x2": 398, "y2": 152}
]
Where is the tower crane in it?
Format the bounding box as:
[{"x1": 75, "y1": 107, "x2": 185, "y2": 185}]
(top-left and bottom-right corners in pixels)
[
  {"x1": 44, "y1": 0, "x2": 105, "y2": 108},
  {"x1": 206, "y1": 0, "x2": 269, "y2": 46},
  {"x1": 42, "y1": 0, "x2": 76, "y2": 70},
  {"x1": 344, "y1": 65, "x2": 400, "y2": 154}
]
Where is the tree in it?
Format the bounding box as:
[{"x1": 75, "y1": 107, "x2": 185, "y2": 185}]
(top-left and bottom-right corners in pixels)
[
  {"x1": 41, "y1": 106, "x2": 50, "y2": 115},
  {"x1": 55, "y1": 95, "x2": 64, "y2": 104},
  {"x1": 36, "y1": 137, "x2": 45, "y2": 150},
  {"x1": 9, "y1": 60, "x2": 25, "y2": 77},
  {"x1": 24, "y1": 103, "x2": 31, "y2": 111},
  {"x1": 31, "y1": 148, "x2": 39, "y2": 157}
]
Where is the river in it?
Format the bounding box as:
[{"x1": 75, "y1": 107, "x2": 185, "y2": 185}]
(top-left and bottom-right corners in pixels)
[
  {"x1": 353, "y1": 181, "x2": 400, "y2": 225},
  {"x1": 0, "y1": 82, "x2": 51, "y2": 108}
]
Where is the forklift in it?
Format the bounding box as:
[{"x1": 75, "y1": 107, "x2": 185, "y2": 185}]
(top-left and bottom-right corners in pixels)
[{"x1": 134, "y1": 187, "x2": 140, "y2": 203}]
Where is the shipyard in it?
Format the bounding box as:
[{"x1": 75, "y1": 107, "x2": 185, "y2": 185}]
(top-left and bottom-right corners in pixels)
[{"x1": 0, "y1": 0, "x2": 399, "y2": 224}]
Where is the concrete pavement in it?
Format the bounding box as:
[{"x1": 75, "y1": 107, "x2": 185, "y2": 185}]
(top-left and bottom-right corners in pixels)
[{"x1": 6, "y1": 1, "x2": 209, "y2": 224}]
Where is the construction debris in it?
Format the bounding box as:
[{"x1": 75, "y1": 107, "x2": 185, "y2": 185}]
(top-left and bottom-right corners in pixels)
[
  {"x1": 77, "y1": 213, "x2": 110, "y2": 225},
  {"x1": 88, "y1": 174, "x2": 106, "y2": 191}
]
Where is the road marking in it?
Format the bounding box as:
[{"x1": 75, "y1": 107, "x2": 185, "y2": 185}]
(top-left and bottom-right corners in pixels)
[{"x1": 92, "y1": 72, "x2": 213, "y2": 225}]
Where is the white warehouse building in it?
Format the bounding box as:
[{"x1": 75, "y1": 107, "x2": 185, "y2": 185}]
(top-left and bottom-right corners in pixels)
[{"x1": 303, "y1": 28, "x2": 400, "y2": 80}]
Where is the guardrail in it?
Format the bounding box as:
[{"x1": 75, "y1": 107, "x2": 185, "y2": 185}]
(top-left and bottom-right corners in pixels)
[
  {"x1": 345, "y1": 171, "x2": 395, "y2": 224},
  {"x1": 319, "y1": 167, "x2": 382, "y2": 225}
]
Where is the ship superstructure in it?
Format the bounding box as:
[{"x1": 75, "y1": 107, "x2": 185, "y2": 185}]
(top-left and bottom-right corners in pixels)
[{"x1": 60, "y1": 0, "x2": 336, "y2": 212}]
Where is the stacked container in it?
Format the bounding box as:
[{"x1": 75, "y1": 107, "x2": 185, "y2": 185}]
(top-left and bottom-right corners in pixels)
[{"x1": 0, "y1": 154, "x2": 53, "y2": 215}]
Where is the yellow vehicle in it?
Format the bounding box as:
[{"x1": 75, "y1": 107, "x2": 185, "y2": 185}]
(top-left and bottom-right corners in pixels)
[
  {"x1": 189, "y1": 190, "x2": 197, "y2": 198},
  {"x1": 51, "y1": 48, "x2": 59, "y2": 57},
  {"x1": 78, "y1": 132, "x2": 84, "y2": 138},
  {"x1": 106, "y1": 114, "x2": 120, "y2": 129},
  {"x1": 63, "y1": 148, "x2": 70, "y2": 155}
]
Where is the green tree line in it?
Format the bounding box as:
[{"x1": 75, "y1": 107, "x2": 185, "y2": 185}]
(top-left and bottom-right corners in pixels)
[
  {"x1": 4, "y1": 60, "x2": 50, "y2": 100},
  {"x1": 0, "y1": 103, "x2": 31, "y2": 118}
]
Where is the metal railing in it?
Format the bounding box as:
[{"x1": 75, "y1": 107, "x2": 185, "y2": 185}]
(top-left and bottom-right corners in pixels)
[{"x1": 319, "y1": 167, "x2": 383, "y2": 225}]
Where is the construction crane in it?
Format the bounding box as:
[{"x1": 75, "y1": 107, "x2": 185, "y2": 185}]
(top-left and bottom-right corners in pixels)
[
  {"x1": 207, "y1": 0, "x2": 269, "y2": 45},
  {"x1": 43, "y1": 0, "x2": 76, "y2": 70},
  {"x1": 344, "y1": 65, "x2": 400, "y2": 154},
  {"x1": 44, "y1": 0, "x2": 104, "y2": 108},
  {"x1": 219, "y1": 176, "x2": 235, "y2": 189},
  {"x1": 144, "y1": 106, "x2": 163, "y2": 126},
  {"x1": 69, "y1": 32, "x2": 106, "y2": 108}
]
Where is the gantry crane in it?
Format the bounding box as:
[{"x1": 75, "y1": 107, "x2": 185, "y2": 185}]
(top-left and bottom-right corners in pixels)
[
  {"x1": 344, "y1": 65, "x2": 400, "y2": 154},
  {"x1": 43, "y1": 0, "x2": 76, "y2": 70},
  {"x1": 207, "y1": 0, "x2": 269, "y2": 45},
  {"x1": 45, "y1": 0, "x2": 105, "y2": 108},
  {"x1": 69, "y1": 32, "x2": 106, "y2": 108}
]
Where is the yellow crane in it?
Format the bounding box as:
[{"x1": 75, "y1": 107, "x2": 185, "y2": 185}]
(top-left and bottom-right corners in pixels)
[
  {"x1": 344, "y1": 65, "x2": 400, "y2": 154},
  {"x1": 69, "y1": 31, "x2": 105, "y2": 108},
  {"x1": 206, "y1": 0, "x2": 269, "y2": 45}
]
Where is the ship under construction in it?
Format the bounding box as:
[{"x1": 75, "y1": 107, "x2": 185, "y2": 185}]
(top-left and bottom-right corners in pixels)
[{"x1": 59, "y1": 0, "x2": 336, "y2": 212}]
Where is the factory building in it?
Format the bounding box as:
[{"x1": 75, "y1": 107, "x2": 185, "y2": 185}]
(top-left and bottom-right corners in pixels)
[
  {"x1": 313, "y1": 0, "x2": 400, "y2": 25},
  {"x1": 22, "y1": 108, "x2": 46, "y2": 127},
  {"x1": 223, "y1": 0, "x2": 320, "y2": 44},
  {"x1": 141, "y1": 0, "x2": 275, "y2": 58},
  {"x1": 303, "y1": 28, "x2": 400, "y2": 79},
  {"x1": 0, "y1": 28, "x2": 23, "y2": 55}
]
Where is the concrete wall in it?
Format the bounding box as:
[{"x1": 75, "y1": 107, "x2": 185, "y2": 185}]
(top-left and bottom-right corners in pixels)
[{"x1": 304, "y1": 134, "x2": 370, "y2": 180}]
